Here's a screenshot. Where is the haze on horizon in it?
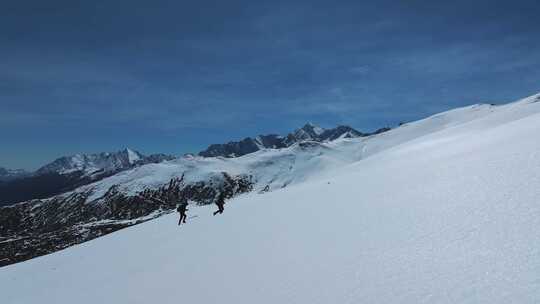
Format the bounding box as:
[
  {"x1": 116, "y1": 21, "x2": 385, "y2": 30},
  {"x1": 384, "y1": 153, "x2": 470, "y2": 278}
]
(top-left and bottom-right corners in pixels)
[{"x1": 2, "y1": 0, "x2": 540, "y2": 170}]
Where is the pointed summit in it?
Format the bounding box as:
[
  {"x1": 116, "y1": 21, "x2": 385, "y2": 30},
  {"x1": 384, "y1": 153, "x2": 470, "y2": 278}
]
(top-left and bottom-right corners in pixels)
[
  {"x1": 200, "y1": 123, "x2": 369, "y2": 158},
  {"x1": 36, "y1": 149, "x2": 173, "y2": 176},
  {"x1": 288, "y1": 123, "x2": 323, "y2": 143},
  {"x1": 300, "y1": 122, "x2": 324, "y2": 136},
  {"x1": 123, "y1": 148, "x2": 142, "y2": 164}
]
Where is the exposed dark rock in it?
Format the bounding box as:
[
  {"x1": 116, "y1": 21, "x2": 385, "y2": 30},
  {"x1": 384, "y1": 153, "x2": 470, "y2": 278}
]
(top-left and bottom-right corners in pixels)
[
  {"x1": 198, "y1": 123, "x2": 377, "y2": 158},
  {"x1": 0, "y1": 173, "x2": 253, "y2": 267},
  {"x1": 318, "y1": 125, "x2": 365, "y2": 141},
  {"x1": 199, "y1": 135, "x2": 285, "y2": 158},
  {"x1": 0, "y1": 124, "x2": 394, "y2": 267}
]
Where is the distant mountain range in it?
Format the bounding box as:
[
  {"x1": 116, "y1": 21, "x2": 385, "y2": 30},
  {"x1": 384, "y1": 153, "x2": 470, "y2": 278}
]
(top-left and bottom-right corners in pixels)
[
  {"x1": 0, "y1": 149, "x2": 175, "y2": 206},
  {"x1": 199, "y1": 123, "x2": 389, "y2": 157},
  {"x1": 36, "y1": 148, "x2": 173, "y2": 177},
  {"x1": 0, "y1": 123, "x2": 389, "y2": 207},
  {"x1": 0, "y1": 167, "x2": 30, "y2": 182},
  {"x1": 0, "y1": 120, "x2": 396, "y2": 266}
]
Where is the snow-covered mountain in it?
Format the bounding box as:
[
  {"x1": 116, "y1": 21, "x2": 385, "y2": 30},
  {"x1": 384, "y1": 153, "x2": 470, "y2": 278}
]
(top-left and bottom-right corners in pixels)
[
  {"x1": 198, "y1": 123, "x2": 387, "y2": 157},
  {"x1": 2, "y1": 92, "x2": 540, "y2": 302},
  {"x1": 0, "y1": 167, "x2": 29, "y2": 182},
  {"x1": 283, "y1": 123, "x2": 366, "y2": 145},
  {"x1": 1, "y1": 92, "x2": 540, "y2": 303},
  {"x1": 199, "y1": 134, "x2": 285, "y2": 158},
  {"x1": 36, "y1": 148, "x2": 173, "y2": 176},
  {"x1": 0, "y1": 149, "x2": 176, "y2": 207}
]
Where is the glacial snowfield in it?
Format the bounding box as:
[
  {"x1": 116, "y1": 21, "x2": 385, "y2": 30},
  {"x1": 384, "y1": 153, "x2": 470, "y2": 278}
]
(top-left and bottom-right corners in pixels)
[{"x1": 2, "y1": 93, "x2": 540, "y2": 303}]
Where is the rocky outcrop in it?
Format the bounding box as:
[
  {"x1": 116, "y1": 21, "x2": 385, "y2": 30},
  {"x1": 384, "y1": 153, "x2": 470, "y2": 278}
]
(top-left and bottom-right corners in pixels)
[{"x1": 0, "y1": 172, "x2": 253, "y2": 267}]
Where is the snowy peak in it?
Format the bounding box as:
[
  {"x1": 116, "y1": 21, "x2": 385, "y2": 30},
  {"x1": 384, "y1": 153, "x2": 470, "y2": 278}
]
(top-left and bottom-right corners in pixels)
[
  {"x1": 284, "y1": 123, "x2": 325, "y2": 144},
  {"x1": 124, "y1": 148, "x2": 143, "y2": 164},
  {"x1": 199, "y1": 135, "x2": 286, "y2": 158},
  {"x1": 36, "y1": 149, "x2": 174, "y2": 176},
  {"x1": 199, "y1": 123, "x2": 374, "y2": 158},
  {"x1": 286, "y1": 124, "x2": 368, "y2": 144},
  {"x1": 36, "y1": 149, "x2": 134, "y2": 175},
  {"x1": 301, "y1": 122, "x2": 325, "y2": 136},
  {"x1": 0, "y1": 150, "x2": 176, "y2": 207}
]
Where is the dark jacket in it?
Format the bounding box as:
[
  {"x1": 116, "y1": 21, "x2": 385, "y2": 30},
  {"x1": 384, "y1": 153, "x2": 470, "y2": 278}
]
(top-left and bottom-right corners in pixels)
[
  {"x1": 177, "y1": 203, "x2": 188, "y2": 213},
  {"x1": 216, "y1": 192, "x2": 226, "y2": 206}
]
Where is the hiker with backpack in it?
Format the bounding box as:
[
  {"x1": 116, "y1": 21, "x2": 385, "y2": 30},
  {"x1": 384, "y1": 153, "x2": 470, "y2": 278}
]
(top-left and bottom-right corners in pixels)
[
  {"x1": 177, "y1": 197, "x2": 189, "y2": 225},
  {"x1": 213, "y1": 191, "x2": 226, "y2": 216}
]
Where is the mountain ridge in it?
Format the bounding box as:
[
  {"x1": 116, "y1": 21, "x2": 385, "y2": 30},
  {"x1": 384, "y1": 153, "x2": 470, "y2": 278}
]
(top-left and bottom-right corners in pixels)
[
  {"x1": 0, "y1": 123, "x2": 379, "y2": 207},
  {"x1": 0, "y1": 149, "x2": 176, "y2": 207},
  {"x1": 198, "y1": 123, "x2": 389, "y2": 158},
  {"x1": 36, "y1": 148, "x2": 174, "y2": 176}
]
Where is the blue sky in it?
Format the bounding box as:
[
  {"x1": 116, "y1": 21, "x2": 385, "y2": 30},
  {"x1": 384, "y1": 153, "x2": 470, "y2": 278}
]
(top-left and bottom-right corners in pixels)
[{"x1": 2, "y1": 0, "x2": 540, "y2": 170}]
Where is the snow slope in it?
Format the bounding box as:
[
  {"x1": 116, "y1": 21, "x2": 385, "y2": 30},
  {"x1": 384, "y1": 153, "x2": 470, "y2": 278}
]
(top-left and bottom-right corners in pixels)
[
  {"x1": 73, "y1": 97, "x2": 506, "y2": 203},
  {"x1": 2, "y1": 93, "x2": 540, "y2": 303}
]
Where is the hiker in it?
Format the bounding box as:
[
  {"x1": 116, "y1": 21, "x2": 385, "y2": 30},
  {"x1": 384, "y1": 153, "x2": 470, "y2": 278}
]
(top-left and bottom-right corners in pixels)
[
  {"x1": 177, "y1": 198, "x2": 189, "y2": 225},
  {"x1": 213, "y1": 191, "x2": 226, "y2": 216}
]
